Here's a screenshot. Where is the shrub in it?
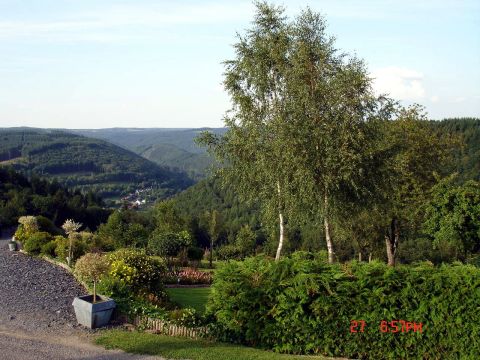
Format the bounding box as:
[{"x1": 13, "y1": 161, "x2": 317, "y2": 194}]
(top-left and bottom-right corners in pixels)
[
  {"x1": 14, "y1": 225, "x2": 27, "y2": 243},
  {"x1": 148, "y1": 231, "x2": 192, "y2": 258},
  {"x1": 169, "y1": 308, "x2": 202, "y2": 327},
  {"x1": 108, "y1": 249, "x2": 166, "y2": 295},
  {"x1": 40, "y1": 240, "x2": 57, "y2": 257},
  {"x1": 236, "y1": 224, "x2": 257, "y2": 257},
  {"x1": 96, "y1": 275, "x2": 131, "y2": 299},
  {"x1": 217, "y1": 244, "x2": 242, "y2": 260},
  {"x1": 54, "y1": 234, "x2": 88, "y2": 262},
  {"x1": 23, "y1": 231, "x2": 53, "y2": 255},
  {"x1": 207, "y1": 256, "x2": 480, "y2": 359},
  {"x1": 187, "y1": 246, "x2": 204, "y2": 262}
]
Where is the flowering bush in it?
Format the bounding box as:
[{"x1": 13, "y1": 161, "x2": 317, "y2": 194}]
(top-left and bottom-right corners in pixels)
[
  {"x1": 165, "y1": 268, "x2": 213, "y2": 285},
  {"x1": 108, "y1": 249, "x2": 166, "y2": 295}
]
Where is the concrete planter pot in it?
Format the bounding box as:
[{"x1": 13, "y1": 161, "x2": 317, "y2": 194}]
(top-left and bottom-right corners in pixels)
[
  {"x1": 8, "y1": 242, "x2": 17, "y2": 251},
  {"x1": 72, "y1": 295, "x2": 116, "y2": 329}
]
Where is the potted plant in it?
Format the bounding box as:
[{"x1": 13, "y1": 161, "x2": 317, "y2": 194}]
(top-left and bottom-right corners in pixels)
[{"x1": 72, "y1": 253, "x2": 115, "y2": 329}]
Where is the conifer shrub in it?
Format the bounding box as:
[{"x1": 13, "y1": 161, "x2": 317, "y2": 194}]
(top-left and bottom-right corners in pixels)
[
  {"x1": 23, "y1": 231, "x2": 53, "y2": 255},
  {"x1": 207, "y1": 256, "x2": 480, "y2": 359}
]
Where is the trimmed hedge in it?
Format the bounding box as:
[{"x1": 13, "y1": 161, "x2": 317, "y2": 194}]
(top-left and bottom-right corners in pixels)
[{"x1": 206, "y1": 255, "x2": 480, "y2": 359}]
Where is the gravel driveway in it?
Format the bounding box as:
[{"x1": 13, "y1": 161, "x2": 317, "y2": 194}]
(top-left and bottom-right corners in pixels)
[{"x1": 0, "y1": 234, "x2": 165, "y2": 360}]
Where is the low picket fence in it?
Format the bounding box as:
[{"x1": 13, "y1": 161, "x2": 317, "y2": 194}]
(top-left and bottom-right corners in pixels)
[{"x1": 132, "y1": 316, "x2": 208, "y2": 339}]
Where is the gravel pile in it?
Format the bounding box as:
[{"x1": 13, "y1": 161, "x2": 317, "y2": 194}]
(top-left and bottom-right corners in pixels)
[{"x1": 0, "y1": 238, "x2": 87, "y2": 334}]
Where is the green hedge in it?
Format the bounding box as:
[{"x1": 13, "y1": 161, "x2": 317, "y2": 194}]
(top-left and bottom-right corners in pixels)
[{"x1": 206, "y1": 255, "x2": 480, "y2": 359}]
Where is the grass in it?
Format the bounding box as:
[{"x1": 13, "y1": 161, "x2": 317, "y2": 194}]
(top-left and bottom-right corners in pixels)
[
  {"x1": 166, "y1": 287, "x2": 211, "y2": 313},
  {"x1": 96, "y1": 330, "x2": 329, "y2": 360}
]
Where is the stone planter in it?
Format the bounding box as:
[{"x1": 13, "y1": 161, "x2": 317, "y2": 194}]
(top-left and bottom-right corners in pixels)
[
  {"x1": 8, "y1": 242, "x2": 17, "y2": 251},
  {"x1": 72, "y1": 295, "x2": 115, "y2": 329}
]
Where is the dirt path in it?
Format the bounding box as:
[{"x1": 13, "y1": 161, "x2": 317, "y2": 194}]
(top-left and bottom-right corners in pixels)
[{"x1": 0, "y1": 235, "x2": 165, "y2": 359}]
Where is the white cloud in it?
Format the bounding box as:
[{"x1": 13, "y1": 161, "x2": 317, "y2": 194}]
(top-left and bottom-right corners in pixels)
[
  {"x1": 371, "y1": 66, "x2": 426, "y2": 100},
  {"x1": 430, "y1": 95, "x2": 439, "y2": 103}
]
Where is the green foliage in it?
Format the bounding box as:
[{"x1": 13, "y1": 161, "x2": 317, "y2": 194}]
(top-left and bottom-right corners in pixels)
[
  {"x1": 148, "y1": 231, "x2": 192, "y2": 258},
  {"x1": 108, "y1": 248, "x2": 166, "y2": 295},
  {"x1": 75, "y1": 253, "x2": 110, "y2": 283},
  {"x1": 13, "y1": 225, "x2": 28, "y2": 243},
  {"x1": 40, "y1": 240, "x2": 57, "y2": 257},
  {"x1": 173, "y1": 176, "x2": 261, "y2": 250},
  {"x1": 75, "y1": 253, "x2": 110, "y2": 301},
  {"x1": 207, "y1": 256, "x2": 480, "y2": 359},
  {"x1": 430, "y1": 118, "x2": 480, "y2": 182},
  {"x1": 217, "y1": 244, "x2": 243, "y2": 260},
  {"x1": 187, "y1": 246, "x2": 204, "y2": 262},
  {"x1": 23, "y1": 231, "x2": 53, "y2": 255},
  {"x1": 36, "y1": 215, "x2": 63, "y2": 236},
  {"x1": 424, "y1": 176, "x2": 480, "y2": 259},
  {"x1": 54, "y1": 234, "x2": 88, "y2": 262},
  {"x1": 168, "y1": 307, "x2": 203, "y2": 327},
  {"x1": 0, "y1": 166, "x2": 109, "y2": 230},
  {"x1": 71, "y1": 127, "x2": 227, "y2": 181},
  {"x1": 96, "y1": 275, "x2": 168, "y2": 319},
  {"x1": 0, "y1": 129, "x2": 192, "y2": 199},
  {"x1": 153, "y1": 200, "x2": 187, "y2": 233},
  {"x1": 236, "y1": 225, "x2": 257, "y2": 257},
  {"x1": 97, "y1": 210, "x2": 150, "y2": 249}
]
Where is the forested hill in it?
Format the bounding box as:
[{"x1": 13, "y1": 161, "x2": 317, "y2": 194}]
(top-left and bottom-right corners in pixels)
[
  {"x1": 0, "y1": 166, "x2": 110, "y2": 230},
  {"x1": 70, "y1": 128, "x2": 227, "y2": 180},
  {"x1": 0, "y1": 128, "x2": 193, "y2": 199},
  {"x1": 430, "y1": 118, "x2": 480, "y2": 181}
]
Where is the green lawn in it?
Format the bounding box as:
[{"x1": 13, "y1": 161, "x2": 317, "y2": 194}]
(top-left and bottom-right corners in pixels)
[
  {"x1": 166, "y1": 287, "x2": 211, "y2": 313},
  {"x1": 96, "y1": 330, "x2": 329, "y2": 360}
]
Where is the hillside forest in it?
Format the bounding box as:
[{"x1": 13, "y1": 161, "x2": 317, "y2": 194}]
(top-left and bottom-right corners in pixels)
[{"x1": 0, "y1": 129, "x2": 193, "y2": 201}]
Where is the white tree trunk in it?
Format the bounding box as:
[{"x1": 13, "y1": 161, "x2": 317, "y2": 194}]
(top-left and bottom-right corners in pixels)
[
  {"x1": 276, "y1": 211, "x2": 284, "y2": 261},
  {"x1": 324, "y1": 193, "x2": 334, "y2": 264},
  {"x1": 275, "y1": 181, "x2": 284, "y2": 261}
]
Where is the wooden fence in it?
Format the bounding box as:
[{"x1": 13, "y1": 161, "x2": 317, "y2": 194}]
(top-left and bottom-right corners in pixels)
[{"x1": 133, "y1": 316, "x2": 208, "y2": 339}]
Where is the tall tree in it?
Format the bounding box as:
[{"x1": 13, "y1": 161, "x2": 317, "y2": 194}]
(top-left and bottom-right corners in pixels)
[
  {"x1": 200, "y1": 3, "x2": 393, "y2": 263},
  {"x1": 283, "y1": 9, "x2": 388, "y2": 263},
  {"x1": 198, "y1": 2, "x2": 295, "y2": 261},
  {"x1": 206, "y1": 210, "x2": 221, "y2": 268},
  {"x1": 379, "y1": 105, "x2": 458, "y2": 266}
]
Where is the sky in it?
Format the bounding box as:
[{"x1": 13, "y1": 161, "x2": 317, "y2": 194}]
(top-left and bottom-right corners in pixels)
[{"x1": 0, "y1": 0, "x2": 479, "y2": 129}]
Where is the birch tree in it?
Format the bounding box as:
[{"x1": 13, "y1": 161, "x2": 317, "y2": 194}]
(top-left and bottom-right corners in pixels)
[
  {"x1": 284, "y1": 9, "x2": 387, "y2": 263},
  {"x1": 199, "y1": 3, "x2": 390, "y2": 263},
  {"x1": 198, "y1": 2, "x2": 295, "y2": 261}
]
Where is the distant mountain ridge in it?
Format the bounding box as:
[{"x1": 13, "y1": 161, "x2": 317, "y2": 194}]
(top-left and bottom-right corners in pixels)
[
  {"x1": 69, "y1": 127, "x2": 227, "y2": 180},
  {"x1": 0, "y1": 128, "x2": 193, "y2": 200}
]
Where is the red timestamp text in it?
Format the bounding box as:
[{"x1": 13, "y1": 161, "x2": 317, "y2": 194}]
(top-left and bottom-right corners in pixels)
[{"x1": 350, "y1": 320, "x2": 424, "y2": 333}]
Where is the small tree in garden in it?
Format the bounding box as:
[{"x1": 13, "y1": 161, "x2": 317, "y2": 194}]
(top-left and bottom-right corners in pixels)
[
  {"x1": 75, "y1": 253, "x2": 110, "y2": 303},
  {"x1": 148, "y1": 230, "x2": 191, "y2": 266},
  {"x1": 236, "y1": 224, "x2": 257, "y2": 257},
  {"x1": 62, "y1": 219, "x2": 82, "y2": 266}
]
